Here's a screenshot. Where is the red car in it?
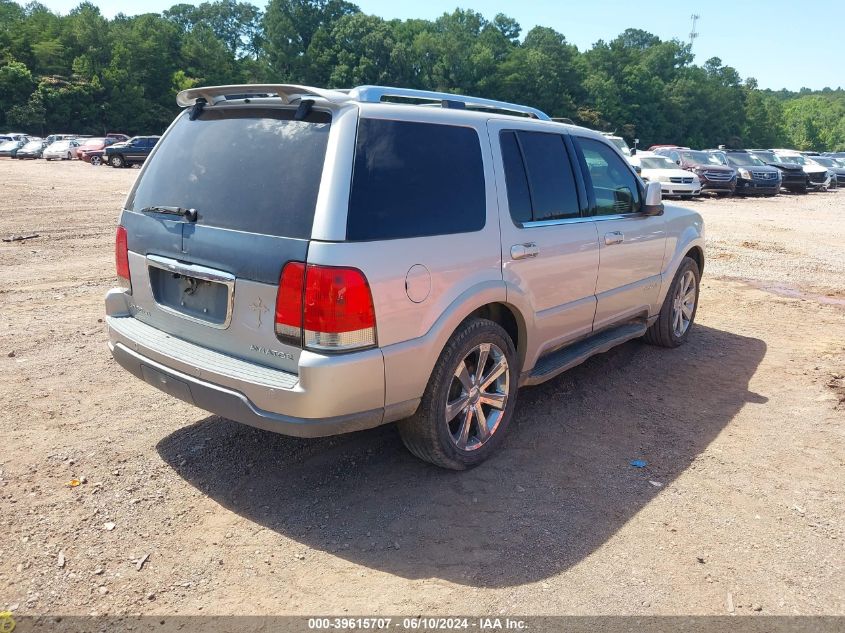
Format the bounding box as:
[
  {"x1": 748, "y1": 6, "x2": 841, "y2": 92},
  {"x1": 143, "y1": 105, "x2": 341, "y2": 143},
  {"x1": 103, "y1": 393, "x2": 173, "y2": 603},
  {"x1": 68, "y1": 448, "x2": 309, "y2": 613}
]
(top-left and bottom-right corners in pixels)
[
  {"x1": 82, "y1": 148, "x2": 107, "y2": 165},
  {"x1": 75, "y1": 137, "x2": 115, "y2": 160}
]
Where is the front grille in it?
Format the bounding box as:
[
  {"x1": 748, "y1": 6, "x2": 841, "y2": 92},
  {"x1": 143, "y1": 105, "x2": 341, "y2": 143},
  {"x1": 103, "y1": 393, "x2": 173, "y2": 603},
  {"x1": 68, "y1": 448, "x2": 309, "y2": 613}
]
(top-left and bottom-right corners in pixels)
[
  {"x1": 808, "y1": 172, "x2": 827, "y2": 183},
  {"x1": 670, "y1": 177, "x2": 694, "y2": 184},
  {"x1": 752, "y1": 171, "x2": 779, "y2": 180},
  {"x1": 703, "y1": 171, "x2": 733, "y2": 181}
]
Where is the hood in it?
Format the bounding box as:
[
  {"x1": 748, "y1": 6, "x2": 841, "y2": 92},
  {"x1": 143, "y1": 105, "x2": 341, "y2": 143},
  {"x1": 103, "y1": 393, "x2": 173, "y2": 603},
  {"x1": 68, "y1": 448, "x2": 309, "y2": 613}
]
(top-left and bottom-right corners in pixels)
[
  {"x1": 733, "y1": 164, "x2": 780, "y2": 174},
  {"x1": 767, "y1": 162, "x2": 802, "y2": 172}
]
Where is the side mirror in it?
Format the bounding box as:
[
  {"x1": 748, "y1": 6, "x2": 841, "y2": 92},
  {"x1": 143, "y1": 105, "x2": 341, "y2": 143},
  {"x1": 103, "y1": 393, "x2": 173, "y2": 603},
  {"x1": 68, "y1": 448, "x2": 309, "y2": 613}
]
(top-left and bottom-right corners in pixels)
[{"x1": 642, "y1": 181, "x2": 664, "y2": 216}]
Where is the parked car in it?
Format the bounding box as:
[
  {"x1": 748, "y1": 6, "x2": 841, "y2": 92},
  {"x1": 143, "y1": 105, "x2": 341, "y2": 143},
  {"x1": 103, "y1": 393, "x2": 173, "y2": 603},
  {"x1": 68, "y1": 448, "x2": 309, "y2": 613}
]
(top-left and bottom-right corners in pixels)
[
  {"x1": 0, "y1": 138, "x2": 27, "y2": 157},
  {"x1": 600, "y1": 132, "x2": 632, "y2": 158},
  {"x1": 106, "y1": 136, "x2": 160, "y2": 167},
  {"x1": 83, "y1": 148, "x2": 108, "y2": 165},
  {"x1": 747, "y1": 150, "x2": 809, "y2": 193},
  {"x1": 43, "y1": 139, "x2": 81, "y2": 160},
  {"x1": 14, "y1": 138, "x2": 48, "y2": 159},
  {"x1": 0, "y1": 132, "x2": 28, "y2": 142},
  {"x1": 654, "y1": 148, "x2": 737, "y2": 195},
  {"x1": 630, "y1": 152, "x2": 701, "y2": 198},
  {"x1": 105, "y1": 84, "x2": 705, "y2": 469},
  {"x1": 45, "y1": 133, "x2": 78, "y2": 145},
  {"x1": 806, "y1": 155, "x2": 845, "y2": 189},
  {"x1": 75, "y1": 137, "x2": 114, "y2": 160},
  {"x1": 707, "y1": 150, "x2": 781, "y2": 196},
  {"x1": 772, "y1": 150, "x2": 831, "y2": 191}
]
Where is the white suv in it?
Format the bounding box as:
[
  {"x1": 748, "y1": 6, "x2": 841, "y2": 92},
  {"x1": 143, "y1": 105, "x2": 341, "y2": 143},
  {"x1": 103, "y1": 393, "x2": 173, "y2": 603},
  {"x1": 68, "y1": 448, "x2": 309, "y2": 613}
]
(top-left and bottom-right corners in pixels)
[{"x1": 106, "y1": 84, "x2": 705, "y2": 469}]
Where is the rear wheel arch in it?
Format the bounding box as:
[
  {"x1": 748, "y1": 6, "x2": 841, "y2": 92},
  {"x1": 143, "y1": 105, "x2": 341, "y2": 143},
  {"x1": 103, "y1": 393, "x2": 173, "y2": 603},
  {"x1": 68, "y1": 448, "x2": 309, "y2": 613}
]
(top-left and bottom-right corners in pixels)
[{"x1": 463, "y1": 302, "x2": 526, "y2": 372}]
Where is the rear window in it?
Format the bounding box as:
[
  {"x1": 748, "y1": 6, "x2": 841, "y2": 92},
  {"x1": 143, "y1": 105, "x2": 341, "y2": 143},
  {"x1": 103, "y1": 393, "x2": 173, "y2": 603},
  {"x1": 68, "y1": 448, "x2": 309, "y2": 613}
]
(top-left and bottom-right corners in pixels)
[
  {"x1": 126, "y1": 107, "x2": 331, "y2": 239},
  {"x1": 499, "y1": 130, "x2": 581, "y2": 224},
  {"x1": 346, "y1": 119, "x2": 486, "y2": 241}
]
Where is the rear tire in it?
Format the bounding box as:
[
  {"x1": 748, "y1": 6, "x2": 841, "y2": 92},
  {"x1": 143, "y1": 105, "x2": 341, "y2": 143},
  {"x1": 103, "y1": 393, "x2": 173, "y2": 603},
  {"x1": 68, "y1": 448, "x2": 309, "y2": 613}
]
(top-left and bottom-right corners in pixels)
[
  {"x1": 644, "y1": 257, "x2": 700, "y2": 348},
  {"x1": 110, "y1": 155, "x2": 124, "y2": 168},
  {"x1": 397, "y1": 318, "x2": 519, "y2": 470}
]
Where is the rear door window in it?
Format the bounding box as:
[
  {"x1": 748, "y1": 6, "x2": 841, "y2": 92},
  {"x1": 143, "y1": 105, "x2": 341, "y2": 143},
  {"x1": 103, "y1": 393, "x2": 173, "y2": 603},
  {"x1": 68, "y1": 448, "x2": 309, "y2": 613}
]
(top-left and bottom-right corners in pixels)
[
  {"x1": 499, "y1": 130, "x2": 581, "y2": 224},
  {"x1": 126, "y1": 107, "x2": 331, "y2": 239},
  {"x1": 346, "y1": 119, "x2": 486, "y2": 241}
]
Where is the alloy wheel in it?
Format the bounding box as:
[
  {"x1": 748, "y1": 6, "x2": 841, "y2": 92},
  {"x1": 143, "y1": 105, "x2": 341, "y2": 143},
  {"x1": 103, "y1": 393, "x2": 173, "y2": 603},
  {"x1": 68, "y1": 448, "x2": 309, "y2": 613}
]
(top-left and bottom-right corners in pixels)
[
  {"x1": 445, "y1": 343, "x2": 509, "y2": 451},
  {"x1": 672, "y1": 270, "x2": 697, "y2": 337}
]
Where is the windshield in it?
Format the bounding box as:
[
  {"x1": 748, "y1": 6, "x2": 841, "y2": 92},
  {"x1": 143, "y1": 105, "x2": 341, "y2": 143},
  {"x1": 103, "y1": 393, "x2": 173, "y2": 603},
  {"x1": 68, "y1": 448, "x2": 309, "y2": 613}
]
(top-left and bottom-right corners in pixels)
[
  {"x1": 779, "y1": 154, "x2": 807, "y2": 165},
  {"x1": 639, "y1": 157, "x2": 678, "y2": 170},
  {"x1": 127, "y1": 107, "x2": 331, "y2": 239},
  {"x1": 22, "y1": 141, "x2": 42, "y2": 150},
  {"x1": 81, "y1": 138, "x2": 106, "y2": 148},
  {"x1": 49, "y1": 140, "x2": 71, "y2": 149},
  {"x1": 751, "y1": 151, "x2": 778, "y2": 163},
  {"x1": 726, "y1": 153, "x2": 765, "y2": 167},
  {"x1": 680, "y1": 150, "x2": 723, "y2": 166},
  {"x1": 810, "y1": 157, "x2": 835, "y2": 168}
]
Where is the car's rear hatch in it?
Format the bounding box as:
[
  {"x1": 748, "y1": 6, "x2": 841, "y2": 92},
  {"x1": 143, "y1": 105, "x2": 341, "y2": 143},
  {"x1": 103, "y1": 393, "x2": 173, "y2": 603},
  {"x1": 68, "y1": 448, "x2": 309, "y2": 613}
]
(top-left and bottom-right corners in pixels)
[{"x1": 119, "y1": 104, "x2": 332, "y2": 373}]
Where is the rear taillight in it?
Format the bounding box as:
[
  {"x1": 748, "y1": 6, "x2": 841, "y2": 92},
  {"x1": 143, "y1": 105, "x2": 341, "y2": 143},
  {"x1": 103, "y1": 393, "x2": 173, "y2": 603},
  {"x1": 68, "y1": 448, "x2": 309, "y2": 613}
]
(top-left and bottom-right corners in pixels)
[
  {"x1": 274, "y1": 262, "x2": 306, "y2": 343},
  {"x1": 274, "y1": 263, "x2": 376, "y2": 352},
  {"x1": 115, "y1": 225, "x2": 131, "y2": 289}
]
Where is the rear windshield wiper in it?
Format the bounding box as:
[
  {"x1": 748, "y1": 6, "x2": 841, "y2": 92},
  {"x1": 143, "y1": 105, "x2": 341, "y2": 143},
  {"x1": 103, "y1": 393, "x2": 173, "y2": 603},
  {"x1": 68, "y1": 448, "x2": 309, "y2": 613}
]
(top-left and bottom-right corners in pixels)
[{"x1": 139, "y1": 206, "x2": 198, "y2": 222}]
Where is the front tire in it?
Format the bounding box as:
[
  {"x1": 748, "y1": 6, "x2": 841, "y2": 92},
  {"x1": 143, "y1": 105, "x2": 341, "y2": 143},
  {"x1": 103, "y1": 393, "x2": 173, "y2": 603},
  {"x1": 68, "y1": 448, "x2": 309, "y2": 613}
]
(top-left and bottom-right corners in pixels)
[
  {"x1": 398, "y1": 318, "x2": 519, "y2": 470},
  {"x1": 644, "y1": 257, "x2": 700, "y2": 348},
  {"x1": 90, "y1": 156, "x2": 102, "y2": 166}
]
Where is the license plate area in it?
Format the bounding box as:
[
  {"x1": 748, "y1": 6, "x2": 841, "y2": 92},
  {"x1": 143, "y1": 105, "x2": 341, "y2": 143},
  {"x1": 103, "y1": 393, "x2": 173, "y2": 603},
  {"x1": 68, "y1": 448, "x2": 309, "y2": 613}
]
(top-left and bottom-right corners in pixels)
[{"x1": 147, "y1": 255, "x2": 235, "y2": 328}]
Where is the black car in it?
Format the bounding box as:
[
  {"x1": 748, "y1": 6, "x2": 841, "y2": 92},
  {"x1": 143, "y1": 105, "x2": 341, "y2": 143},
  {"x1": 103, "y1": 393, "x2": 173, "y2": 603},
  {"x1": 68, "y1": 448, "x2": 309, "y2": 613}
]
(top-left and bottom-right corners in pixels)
[
  {"x1": 749, "y1": 150, "x2": 809, "y2": 194},
  {"x1": 106, "y1": 136, "x2": 160, "y2": 168},
  {"x1": 709, "y1": 150, "x2": 781, "y2": 196}
]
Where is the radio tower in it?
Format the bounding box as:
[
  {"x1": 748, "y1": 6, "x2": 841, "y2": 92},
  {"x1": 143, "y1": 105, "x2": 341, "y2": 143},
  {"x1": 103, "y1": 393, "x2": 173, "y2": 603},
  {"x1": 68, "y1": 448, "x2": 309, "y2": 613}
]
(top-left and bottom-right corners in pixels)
[{"x1": 689, "y1": 14, "x2": 700, "y2": 52}]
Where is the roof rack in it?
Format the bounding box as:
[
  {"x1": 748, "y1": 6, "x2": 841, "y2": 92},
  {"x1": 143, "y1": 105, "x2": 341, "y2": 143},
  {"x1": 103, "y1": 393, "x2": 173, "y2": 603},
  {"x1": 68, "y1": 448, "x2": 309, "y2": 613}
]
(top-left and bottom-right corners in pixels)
[
  {"x1": 176, "y1": 83, "x2": 550, "y2": 120},
  {"x1": 347, "y1": 86, "x2": 550, "y2": 120}
]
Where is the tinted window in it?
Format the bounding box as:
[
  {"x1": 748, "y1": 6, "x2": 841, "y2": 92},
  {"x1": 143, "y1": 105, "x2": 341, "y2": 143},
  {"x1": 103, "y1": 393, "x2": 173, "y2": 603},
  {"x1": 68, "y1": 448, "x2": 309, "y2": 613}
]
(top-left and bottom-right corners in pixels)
[
  {"x1": 499, "y1": 130, "x2": 580, "y2": 224},
  {"x1": 347, "y1": 119, "x2": 485, "y2": 241},
  {"x1": 577, "y1": 137, "x2": 641, "y2": 216},
  {"x1": 126, "y1": 107, "x2": 331, "y2": 239},
  {"x1": 499, "y1": 131, "x2": 532, "y2": 224}
]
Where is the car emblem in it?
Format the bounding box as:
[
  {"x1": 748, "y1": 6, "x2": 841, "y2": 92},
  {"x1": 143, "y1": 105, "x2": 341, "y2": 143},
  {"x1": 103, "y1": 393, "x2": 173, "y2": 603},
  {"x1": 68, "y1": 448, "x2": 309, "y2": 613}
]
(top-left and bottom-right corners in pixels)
[{"x1": 249, "y1": 297, "x2": 269, "y2": 327}]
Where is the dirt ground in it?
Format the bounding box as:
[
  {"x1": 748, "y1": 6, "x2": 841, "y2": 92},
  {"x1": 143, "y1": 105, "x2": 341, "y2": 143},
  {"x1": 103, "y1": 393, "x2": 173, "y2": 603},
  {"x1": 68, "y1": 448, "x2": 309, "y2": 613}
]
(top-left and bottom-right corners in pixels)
[{"x1": 1, "y1": 159, "x2": 843, "y2": 617}]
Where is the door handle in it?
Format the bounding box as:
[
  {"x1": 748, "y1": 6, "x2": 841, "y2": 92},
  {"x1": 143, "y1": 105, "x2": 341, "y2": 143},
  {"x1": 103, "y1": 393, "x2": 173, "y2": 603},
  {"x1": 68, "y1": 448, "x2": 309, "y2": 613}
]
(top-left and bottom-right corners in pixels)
[
  {"x1": 604, "y1": 231, "x2": 624, "y2": 245},
  {"x1": 511, "y1": 242, "x2": 539, "y2": 260}
]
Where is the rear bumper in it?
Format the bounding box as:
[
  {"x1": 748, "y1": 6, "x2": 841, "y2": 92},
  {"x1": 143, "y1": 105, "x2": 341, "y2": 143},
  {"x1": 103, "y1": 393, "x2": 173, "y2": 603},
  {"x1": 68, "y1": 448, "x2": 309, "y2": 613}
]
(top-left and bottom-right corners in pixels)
[
  {"x1": 109, "y1": 340, "x2": 386, "y2": 438},
  {"x1": 105, "y1": 288, "x2": 418, "y2": 437}
]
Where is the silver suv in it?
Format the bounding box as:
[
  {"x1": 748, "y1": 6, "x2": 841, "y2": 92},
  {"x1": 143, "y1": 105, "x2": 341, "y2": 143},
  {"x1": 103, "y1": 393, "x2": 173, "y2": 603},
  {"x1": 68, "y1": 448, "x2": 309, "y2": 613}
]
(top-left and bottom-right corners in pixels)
[{"x1": 106, "y1": 84, "x2": 704, "y2": 469}]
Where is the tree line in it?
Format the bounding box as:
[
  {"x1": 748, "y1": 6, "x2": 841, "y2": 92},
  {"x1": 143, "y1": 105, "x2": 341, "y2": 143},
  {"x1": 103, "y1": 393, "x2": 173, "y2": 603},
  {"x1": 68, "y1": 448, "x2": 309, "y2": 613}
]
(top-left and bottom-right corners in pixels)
[{"x1": 2, "y1": 0, "x2": 844, "y2": 150}]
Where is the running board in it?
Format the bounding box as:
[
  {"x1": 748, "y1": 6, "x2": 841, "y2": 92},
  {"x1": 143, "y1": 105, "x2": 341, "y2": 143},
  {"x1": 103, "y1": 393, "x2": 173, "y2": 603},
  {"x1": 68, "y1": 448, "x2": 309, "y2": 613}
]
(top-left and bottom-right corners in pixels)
[{"x1": 523, "y1": 321, "x2": 648, "y2": 386}]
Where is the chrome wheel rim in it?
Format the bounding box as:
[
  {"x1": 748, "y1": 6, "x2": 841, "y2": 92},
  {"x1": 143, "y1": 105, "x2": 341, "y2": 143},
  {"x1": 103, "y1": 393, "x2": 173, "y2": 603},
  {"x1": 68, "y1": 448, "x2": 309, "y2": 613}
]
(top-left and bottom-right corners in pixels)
[
  {"x1": 91, "y1": 156, "x2": 100, "y2": 165},
  {"x1": 672, "y1": 270, "x2": 697, "y2": 337},
  {"x1": 445, "y1": 343, "x2": 509, "y2": 451}
]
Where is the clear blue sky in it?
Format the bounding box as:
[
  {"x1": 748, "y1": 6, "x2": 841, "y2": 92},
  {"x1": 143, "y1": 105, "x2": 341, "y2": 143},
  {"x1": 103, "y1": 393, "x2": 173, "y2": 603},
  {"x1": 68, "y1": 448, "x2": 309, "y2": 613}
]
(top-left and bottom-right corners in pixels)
[{"x1": 23, "y1": 0, "x2": 845, "y2": 91}]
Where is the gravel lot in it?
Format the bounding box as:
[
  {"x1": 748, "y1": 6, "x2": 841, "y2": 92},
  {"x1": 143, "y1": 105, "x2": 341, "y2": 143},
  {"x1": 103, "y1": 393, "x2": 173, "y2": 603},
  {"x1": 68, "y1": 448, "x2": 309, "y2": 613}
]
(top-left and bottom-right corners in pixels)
[{"x1": 1, "y1": 159, "x2": 843, "y2": 617}]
